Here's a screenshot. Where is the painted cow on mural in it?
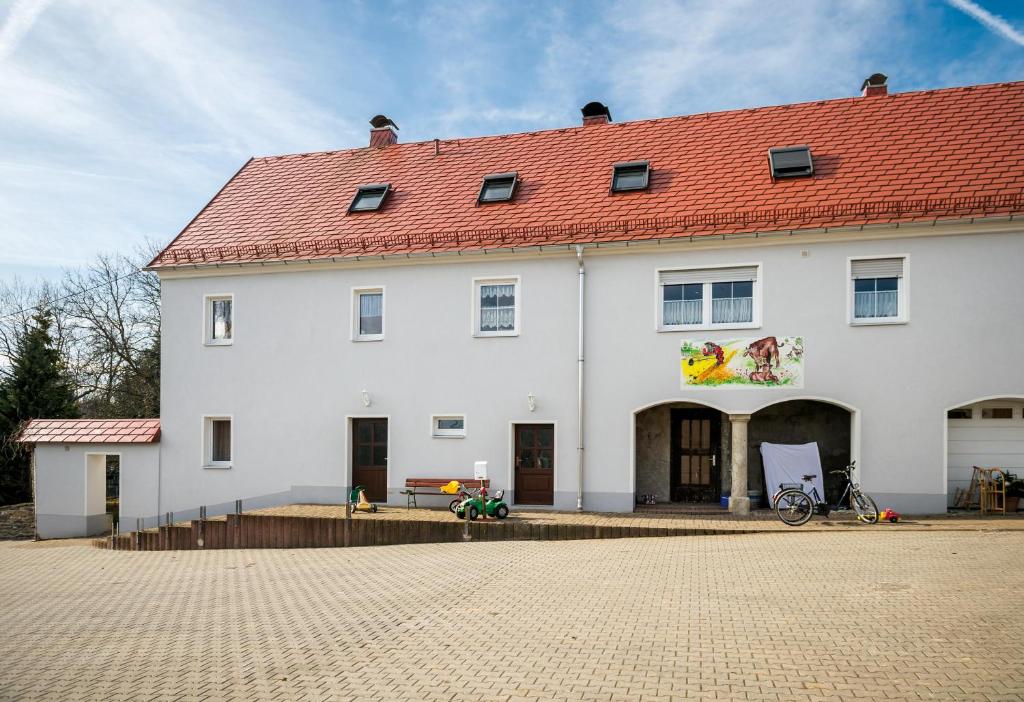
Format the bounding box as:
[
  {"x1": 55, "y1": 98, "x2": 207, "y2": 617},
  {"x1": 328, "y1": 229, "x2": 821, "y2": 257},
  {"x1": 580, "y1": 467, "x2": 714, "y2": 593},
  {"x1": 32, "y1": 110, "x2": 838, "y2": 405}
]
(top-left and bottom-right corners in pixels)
[
  {"x1": 743, "y1": 336, "x2": 782, "y2": 372},
  {"x1": 748, "y1": 368, "x2": 780, "y2": 384}
]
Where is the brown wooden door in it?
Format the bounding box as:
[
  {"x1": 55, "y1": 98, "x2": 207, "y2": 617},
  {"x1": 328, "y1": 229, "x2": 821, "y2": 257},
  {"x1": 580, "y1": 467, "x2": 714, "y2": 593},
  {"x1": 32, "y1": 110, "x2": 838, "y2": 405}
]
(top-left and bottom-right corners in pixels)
[
  {"x1": 352, "y1": 418, "x2": 387, "y2": 501},
  {"x1": 514, "y1": 424, "x2": 554, "y2": 505},
  {"x1": 670, "y1": 409, "x2": 721, "y2": 503}
]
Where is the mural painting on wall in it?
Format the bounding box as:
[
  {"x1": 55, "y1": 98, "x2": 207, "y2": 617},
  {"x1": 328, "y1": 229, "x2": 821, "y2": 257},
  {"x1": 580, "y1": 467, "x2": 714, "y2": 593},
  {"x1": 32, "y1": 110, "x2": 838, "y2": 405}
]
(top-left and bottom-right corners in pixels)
[{"x1": 680, "y1": 336, "x2": 804, "y2": 388}]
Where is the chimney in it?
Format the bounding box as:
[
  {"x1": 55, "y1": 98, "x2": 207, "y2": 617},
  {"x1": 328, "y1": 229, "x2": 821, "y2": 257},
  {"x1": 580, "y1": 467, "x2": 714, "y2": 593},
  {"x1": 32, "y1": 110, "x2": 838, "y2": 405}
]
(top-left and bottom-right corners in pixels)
[
  {"x1": 860, "y1": 73, "x2": 888, "y2": 97},
  {"x1": 369, "y1": 115, "x2": 399, "y2": 147},
  {"x1": 581, "y1": 101, "x2": 612, "y2": 126}
]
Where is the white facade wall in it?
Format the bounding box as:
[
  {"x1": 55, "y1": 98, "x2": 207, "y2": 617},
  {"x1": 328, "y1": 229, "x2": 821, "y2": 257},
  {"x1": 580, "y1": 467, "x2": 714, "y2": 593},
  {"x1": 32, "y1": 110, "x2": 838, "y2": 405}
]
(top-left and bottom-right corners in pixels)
[{"x1": 152, "y1": 225, "x2": 1024, "y2": 517}]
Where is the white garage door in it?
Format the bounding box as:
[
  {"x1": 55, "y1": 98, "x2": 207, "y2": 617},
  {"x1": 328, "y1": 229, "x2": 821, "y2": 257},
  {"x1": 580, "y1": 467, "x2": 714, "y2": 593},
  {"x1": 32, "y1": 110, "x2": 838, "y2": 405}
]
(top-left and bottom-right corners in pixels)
[{"x1": 947, "y1": 400, "x2": 1024, "y2": 505}]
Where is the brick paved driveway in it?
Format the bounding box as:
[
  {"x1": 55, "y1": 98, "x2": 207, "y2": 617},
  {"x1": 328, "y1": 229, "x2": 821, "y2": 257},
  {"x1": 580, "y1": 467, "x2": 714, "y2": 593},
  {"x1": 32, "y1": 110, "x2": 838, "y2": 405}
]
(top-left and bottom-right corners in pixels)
[{"x1": 1, "y1": 531, "x2": 1022, "y2": 701}]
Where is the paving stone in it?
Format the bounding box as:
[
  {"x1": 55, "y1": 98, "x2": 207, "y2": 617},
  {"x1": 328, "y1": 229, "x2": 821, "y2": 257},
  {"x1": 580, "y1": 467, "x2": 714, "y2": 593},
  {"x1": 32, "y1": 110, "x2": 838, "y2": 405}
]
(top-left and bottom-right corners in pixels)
[{"x1": 1, "y1": 531, "x2": 1022, "y2": 701}]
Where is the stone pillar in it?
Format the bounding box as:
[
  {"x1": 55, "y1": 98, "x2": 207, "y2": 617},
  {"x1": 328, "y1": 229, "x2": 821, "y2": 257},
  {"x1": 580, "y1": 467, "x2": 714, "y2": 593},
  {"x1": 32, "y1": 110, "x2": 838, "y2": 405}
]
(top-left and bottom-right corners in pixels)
[{"x1": 728, "y1": 414, "x2": 751, "y2": 515}]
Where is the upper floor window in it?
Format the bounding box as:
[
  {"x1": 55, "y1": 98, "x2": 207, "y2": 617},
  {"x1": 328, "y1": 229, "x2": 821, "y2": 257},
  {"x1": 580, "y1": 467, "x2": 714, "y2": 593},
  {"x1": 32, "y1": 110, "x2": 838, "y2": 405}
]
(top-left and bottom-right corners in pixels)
[
  {"x1": 658, "y1": 265, "x2": 759, "y2": 331},
  {"x1": 474, "y1": 277, "x2": 519, "y2": 337},
  {"x1": 850, "y1": 257, "x2": 907, "y2": 324},
  {"x1": 353, "y1": 287, "x2": 384, "y2": 341},
  {"x1": 204, "y1": 295, "x2": 233, "y2": 345}
]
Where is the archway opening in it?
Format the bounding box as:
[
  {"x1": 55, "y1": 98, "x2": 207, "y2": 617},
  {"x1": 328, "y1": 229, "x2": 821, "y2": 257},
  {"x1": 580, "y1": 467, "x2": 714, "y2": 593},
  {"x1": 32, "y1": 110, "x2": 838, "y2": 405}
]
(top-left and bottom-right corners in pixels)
[
  {"x1": 749, "y1": 400, "x2": 853, "y2": 508},
  {"x1": 634, "y1": 401, "x2": 729, "y2": 508}
]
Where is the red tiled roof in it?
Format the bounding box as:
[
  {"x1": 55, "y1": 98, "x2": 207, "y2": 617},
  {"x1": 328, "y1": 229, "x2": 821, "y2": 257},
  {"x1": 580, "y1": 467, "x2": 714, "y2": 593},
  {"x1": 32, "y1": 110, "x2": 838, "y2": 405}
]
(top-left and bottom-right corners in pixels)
[
  {"x1": 18, "y1": 419, "x2": 161, "y2": 444},
  {"x1": 150, "y1": 82, "x2": 1024, "y2": 268}
]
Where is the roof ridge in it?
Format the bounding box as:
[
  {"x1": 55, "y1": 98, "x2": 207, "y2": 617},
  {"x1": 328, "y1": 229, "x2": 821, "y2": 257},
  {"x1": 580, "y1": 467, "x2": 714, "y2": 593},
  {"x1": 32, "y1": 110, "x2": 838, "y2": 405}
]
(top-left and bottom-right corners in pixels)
[{"x1": 252, "y1": 80, "x2": 1024, "y2": 163}]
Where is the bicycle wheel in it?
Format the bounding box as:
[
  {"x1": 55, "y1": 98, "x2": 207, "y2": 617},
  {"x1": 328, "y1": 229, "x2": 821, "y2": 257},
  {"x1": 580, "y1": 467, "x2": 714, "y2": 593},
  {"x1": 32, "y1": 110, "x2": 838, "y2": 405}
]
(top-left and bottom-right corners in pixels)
[
  {"x1": 852, "y1": 491, "x2": 879, "y2": 524},
  {"x1": 775, "y1": 489, "x2": 814, "y2": 526}
]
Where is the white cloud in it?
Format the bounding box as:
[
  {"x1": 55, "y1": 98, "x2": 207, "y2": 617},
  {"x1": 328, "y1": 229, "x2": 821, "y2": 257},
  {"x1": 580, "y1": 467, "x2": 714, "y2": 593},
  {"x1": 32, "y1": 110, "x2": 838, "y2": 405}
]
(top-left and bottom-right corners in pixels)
[
  {"x1": 0, "y1": 0, "x2": 52, "y2": 61},
  {"x1": 947, "y1": 0, "x2": 1024, "y2": 47},
  {"x1": 0, "y1": 0, "x2": 362, "y2": 274}
]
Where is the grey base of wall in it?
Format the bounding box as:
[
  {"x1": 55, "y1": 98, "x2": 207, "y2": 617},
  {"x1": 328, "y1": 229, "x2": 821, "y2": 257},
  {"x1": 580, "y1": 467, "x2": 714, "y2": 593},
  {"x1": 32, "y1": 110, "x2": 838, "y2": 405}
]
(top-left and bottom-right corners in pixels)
[
  {"x1": 37, "y1": 513, "x2": 111, "y2": 539},
  {"x1": 869, "y1": 492, "x2": 948, "y2": 514}
]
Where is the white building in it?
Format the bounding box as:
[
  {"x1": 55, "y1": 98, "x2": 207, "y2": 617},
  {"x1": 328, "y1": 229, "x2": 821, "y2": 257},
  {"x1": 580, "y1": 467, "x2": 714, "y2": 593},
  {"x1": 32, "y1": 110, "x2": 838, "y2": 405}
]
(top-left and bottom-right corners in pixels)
[{"x1": 22, "y1": 77, "x2": 1024, "y2": 536}]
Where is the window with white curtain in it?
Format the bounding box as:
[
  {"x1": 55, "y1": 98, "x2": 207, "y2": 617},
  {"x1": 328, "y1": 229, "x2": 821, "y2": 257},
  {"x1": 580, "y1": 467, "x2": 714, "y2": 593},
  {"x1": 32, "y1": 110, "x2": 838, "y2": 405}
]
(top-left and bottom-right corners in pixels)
[
  {"x1": 474, "y1": 277, "x2": 519, "y2": 336},
  {"x1": 353, "y1": 287, "x2": 385, "y2": 341},
  {"x1": 658, "y1": 266, "x2": 759, "y2": 330},
  {"x1": 850, "y1": 257, "x2": 906, "y2": 324},
  {"x1": 204, "y1": 295, "x2": 233, "y2": 345}
]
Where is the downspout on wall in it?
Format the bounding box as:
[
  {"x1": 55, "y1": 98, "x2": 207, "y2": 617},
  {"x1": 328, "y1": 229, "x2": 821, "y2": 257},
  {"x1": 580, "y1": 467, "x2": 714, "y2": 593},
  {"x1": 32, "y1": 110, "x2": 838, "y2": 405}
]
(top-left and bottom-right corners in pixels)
[{"x1": 576, "y1": 245, "x2": 585, "y2": 511}]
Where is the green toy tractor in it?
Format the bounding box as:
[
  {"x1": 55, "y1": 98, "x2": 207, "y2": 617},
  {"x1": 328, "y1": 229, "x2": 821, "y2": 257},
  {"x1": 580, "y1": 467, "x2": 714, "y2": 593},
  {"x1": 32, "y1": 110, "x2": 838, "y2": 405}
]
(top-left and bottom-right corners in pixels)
[{"x1": 455, "y1": 489, "x2": 509, "y2": 520}]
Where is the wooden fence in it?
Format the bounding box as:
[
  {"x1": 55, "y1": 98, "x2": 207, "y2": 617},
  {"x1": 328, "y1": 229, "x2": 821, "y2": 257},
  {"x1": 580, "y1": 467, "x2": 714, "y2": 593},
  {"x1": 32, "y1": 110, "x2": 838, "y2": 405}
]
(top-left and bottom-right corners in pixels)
[{"x1": 96, "y1": 513, "x2": 751, "y2": 551}]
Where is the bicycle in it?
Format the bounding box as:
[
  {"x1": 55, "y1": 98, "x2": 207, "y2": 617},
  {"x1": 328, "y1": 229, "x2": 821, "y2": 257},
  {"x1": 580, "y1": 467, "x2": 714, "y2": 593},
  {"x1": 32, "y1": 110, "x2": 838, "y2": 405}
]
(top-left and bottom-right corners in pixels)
[{"x1": 773, "y1": 461, "x2": 879, "y2": 526}]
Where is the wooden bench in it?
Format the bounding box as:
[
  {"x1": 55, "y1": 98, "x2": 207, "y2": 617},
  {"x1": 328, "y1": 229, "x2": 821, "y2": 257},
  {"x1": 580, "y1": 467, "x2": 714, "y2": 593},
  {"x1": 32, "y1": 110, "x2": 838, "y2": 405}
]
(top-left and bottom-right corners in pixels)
[{"x1": 401, "y1": 478, "x2": 490, "y2": 509}]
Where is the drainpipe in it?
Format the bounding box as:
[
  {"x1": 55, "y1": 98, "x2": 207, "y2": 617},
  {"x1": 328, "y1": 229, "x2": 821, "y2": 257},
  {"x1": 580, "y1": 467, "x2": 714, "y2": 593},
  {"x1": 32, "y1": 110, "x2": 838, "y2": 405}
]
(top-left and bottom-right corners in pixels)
[{"x1": 576, "y1": 245, "x2": 585, "y2": 511}]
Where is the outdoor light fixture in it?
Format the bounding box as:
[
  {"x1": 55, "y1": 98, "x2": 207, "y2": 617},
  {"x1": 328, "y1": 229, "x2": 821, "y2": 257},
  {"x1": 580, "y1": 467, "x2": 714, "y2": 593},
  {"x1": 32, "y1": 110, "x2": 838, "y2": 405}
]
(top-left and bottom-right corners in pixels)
[
  {"x1": 527, "y1": 392, "x2": 536, "y2": 412},
  {"x1": 361, "y1": 389, "x2": 371, "y2": 407}
]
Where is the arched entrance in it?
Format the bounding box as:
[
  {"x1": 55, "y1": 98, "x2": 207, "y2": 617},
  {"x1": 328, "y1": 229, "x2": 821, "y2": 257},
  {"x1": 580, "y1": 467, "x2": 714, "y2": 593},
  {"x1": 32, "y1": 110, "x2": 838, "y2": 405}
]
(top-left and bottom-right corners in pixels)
[
  {"x1": 748, "y1": 399, "x2": 855, "y2": 508},
  {"x1": 632, "y1": 397, "x2": 858, "y2": 512},
  {"x1": 633, "y1": 400, "x2": 730, "y2": 508}
]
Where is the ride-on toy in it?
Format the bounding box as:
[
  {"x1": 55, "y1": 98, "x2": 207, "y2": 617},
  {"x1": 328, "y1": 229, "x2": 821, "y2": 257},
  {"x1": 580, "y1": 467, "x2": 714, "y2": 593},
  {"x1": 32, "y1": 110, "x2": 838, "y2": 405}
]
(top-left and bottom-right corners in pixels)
[
  {"x1": 456, "y1": 489, "x2": 509, "y2": 520},
  {"x1": 349, "y1": 485, "x2": 378, "y2": 513}
]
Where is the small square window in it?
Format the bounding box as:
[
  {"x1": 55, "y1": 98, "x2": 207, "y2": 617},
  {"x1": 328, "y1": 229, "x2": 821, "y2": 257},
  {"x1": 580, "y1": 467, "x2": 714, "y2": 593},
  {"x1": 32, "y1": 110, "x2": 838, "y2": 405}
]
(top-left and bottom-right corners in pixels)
[
  {"x1": 349, "y1": 184, "x2": 390, "y2": 212},
  {"x1": 982, "y1": 408, "x2": 1013, "y2": 419},
  {"x1": 353, "y1": 288, "x2": 384, "y2": 341},
  {"x1": 947, "y1": 408, "x2": 972, "y2": 420},
  {"x1": 432, "y1": 415, "x2": 466, "y2": 438},
  {"x1": 204, "y1": 417, "x2": 232, "y2": 467},
  {"x1": 475, "y1": 278, "x2": 519, "y2": 336},
  {"x1": 205, "y1": 295, "x2": 233, "y2": 345},
  {"x1": 611, "y1": 161, "x2": 650, "y2": 192},
  {"x1": 478, "y1": 173, "x2": 517, "y2": 203},
  {"x1": 769, "y1": 146, "x2": 813, "y2": 178}
]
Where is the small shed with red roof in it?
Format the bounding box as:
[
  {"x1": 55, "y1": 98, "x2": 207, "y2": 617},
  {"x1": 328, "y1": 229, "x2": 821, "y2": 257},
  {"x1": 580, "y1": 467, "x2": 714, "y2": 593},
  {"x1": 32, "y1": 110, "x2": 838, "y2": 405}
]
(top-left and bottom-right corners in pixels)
[{"x1": 18, "y1": 419, "x2": 161, "y2": 539}]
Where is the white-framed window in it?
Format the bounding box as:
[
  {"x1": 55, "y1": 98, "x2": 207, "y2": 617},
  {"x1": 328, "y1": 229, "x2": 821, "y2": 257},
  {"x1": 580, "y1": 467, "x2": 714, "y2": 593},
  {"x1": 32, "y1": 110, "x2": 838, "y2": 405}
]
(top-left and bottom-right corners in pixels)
[
  {"x1": 431, "y1": 415, "x2": 466, "y2": 438},
  {"x1": 203, "y1": 294, "x2": 233, "y2": 345},
  {"x1": 203, "y1": 416, "x2": 232, "y2": 468},
  {"x1": 657, "y1": 265, "x2": 761, "y2": 331},
  {"x1": 848, "y1": 256, "x2": 907, "y2": 325},
  {"x1": 352, "y1": 287, "x2": 385, "y2": 341},
  {"x1": 473, "y1": 276, "x2": 520, "y2": 337}
]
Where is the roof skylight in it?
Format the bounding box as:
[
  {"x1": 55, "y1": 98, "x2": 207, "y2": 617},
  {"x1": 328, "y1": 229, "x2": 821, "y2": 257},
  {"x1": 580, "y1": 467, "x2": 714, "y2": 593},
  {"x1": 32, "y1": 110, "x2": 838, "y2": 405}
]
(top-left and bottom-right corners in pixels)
[
  {"x1": 349, "y1": 184, "x2": 390, "y2": 212},
  {"x1": 768, "y1": 146, "x2": 814, "y2": 179},
  {"x1": 611, "y1": 161, "x2": 650, "y2": 192},
  {"x1": 478, "y1": 172, "x2": 518, "y2": 203}
]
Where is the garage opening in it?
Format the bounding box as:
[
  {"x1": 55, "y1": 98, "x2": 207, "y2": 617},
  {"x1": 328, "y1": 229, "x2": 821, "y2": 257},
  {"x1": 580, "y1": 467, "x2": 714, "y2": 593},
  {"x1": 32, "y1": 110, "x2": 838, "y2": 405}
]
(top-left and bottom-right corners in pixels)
[
  {"x1": 947, "y1": 397, "x2": 1024, "y2": 510},
  {"x1": 748, "y1": 400, "x2": 852, "y2": 509}
]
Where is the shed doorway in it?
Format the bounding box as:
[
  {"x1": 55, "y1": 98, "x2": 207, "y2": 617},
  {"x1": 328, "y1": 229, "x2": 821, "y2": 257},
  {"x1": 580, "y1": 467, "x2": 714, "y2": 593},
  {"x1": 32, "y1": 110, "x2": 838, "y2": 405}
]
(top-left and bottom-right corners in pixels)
[{"x1": 85, "y1": 453, "x2": 120, "y2": 535}]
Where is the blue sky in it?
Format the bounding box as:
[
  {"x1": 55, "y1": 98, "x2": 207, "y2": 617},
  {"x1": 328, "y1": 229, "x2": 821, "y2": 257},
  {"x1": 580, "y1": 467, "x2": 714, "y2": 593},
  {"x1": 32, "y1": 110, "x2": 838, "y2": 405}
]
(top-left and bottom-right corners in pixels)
[{"x1": 1, "y1": 0, "x2": 1022, "y2": 284}]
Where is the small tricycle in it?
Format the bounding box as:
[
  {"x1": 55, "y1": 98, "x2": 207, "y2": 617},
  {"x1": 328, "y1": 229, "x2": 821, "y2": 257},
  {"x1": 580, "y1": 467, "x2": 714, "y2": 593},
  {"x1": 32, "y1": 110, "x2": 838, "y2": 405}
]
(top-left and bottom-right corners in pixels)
[
  {"x1": 455, "y1": 489, "x2": 509, "y2": 520},
  {"x1": 349, "y1": 485, "x2": 378, "y2": 513}
]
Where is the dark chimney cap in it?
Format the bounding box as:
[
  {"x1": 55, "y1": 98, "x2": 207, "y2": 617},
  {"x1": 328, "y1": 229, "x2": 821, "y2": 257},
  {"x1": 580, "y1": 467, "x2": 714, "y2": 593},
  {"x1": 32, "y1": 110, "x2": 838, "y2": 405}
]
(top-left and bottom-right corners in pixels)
[
  {"x1": 860, "y1": 73, "x2": 888, "y2": 91},
  {"x1": 370, "y1": 115, "x2": 399, "y2": 130},
  {"x1": 581, "y1": 101, "x2": 612, "y2": 125}
]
